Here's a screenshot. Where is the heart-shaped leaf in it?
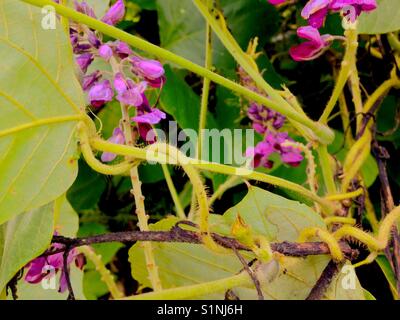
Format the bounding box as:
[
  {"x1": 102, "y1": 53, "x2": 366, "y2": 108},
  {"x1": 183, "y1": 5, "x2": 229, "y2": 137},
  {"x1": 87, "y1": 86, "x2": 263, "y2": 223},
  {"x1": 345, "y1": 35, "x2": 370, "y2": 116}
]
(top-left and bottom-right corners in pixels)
[
  {"x1": 129, "y1": 187, "x2": 365, "y2": 299},
  {"x1": 0, "y1": 0, "x2": 85, "y2": 224}
]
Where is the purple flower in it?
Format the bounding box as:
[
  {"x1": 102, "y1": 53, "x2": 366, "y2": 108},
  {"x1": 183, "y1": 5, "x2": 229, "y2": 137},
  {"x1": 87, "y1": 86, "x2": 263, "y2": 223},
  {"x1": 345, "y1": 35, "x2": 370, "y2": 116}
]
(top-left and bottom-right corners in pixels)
[
  {"x1": 102, "y1": 0, "x2": 125, "y2": 25},
  {"x1": 301, "y1": 0, "x2": 377, "y2": 27},
  {"x1": 115, "y1": 41, "x2": 133, "y2": 59},
  {"x1": 133, "y1": 108, "x2": 166, "y2": 125},
  {"x1": 301, "y1": 0, "x2": 331, "y2": 28},
  {"x1": 25, "y1": 243, "x2": 85, "y2": 293},
  {"x1": 74, "y1": 0, "x2": 96, "y2": 18},
  {"x1": 76, "y1": 53, "x2": 93, "y2": 73},
  {"x1": 88, "y1": 79, "x2": 114, "y2": 108},
  {"x1": 246, "y1": 131, "x2": 303, "y2": 168},
  {"x1": 82, "y1": 70, "x2": 102, "y2": 91},
  {"x1": 248, "y1": 103, "x2": 286, "y2": 133},
  {"x1": 246, "y1": 140, "x2": 275, "y2": 169},
  {"x1": 330, "y1": 0, "x2": 377, "y2": 22},
  {"x1": 88, "y1": 32, "x2": 101, "y2": 48},
  {"x1": 98, "y1": 44, "x2": 113, "y2": 61},
  {"x1": 101, "y1": 127, "x2": 126, "y2": 162},
  {"x1": 114, "y1": 73, "x2": 146, "y2": 106},
  {"x1": 275, "y1": 132, "x2": 304, "y2": 166},
  {"x1": 132, "y1": 96, "x2": 166, "y2": 143},
  {"x1": 131, "y1": 57, "x2": 166, "y2": 87},
  {"x1": 289, "y1": 26, "x2": 332, "y2": 61}
]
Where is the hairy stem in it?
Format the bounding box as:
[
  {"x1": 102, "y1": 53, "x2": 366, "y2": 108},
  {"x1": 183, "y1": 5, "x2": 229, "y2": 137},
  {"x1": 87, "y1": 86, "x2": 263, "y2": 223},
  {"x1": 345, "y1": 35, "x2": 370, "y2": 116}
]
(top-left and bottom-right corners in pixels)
[
  {"x1": 161, "y1": 164, "x2": 186, "y2": 219},
  {"x1": 79, "y1": 246, "x2": 124, "y2": 299},
  {"x1": 89, "y1": 137, "x2": 337, "y2": 214},
  {"x1": 122, "y1": 272, "x2": 250, "y2": 300},
  {"x1": 317, "y1": 145, "x2": 337, "y2": 196},
  {"x1": 320, "y1": 28, "x2": 358, "y2": 124},
  {"x1": 120, "y1": 104, "x2": 162, "y2": 291}
]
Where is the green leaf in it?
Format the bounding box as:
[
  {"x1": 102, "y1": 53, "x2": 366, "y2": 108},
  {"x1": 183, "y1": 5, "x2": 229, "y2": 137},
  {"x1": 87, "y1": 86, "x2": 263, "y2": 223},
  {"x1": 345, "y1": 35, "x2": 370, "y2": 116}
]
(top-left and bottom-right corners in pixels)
[
  {"x1": 160, "y1": 65, "x2": 217, "y2": 132},
  {"x1": 156, "y1": 0, "x2": 231, "y2": 70},
  {"x1": 0, "y1": 0, "x2": 84, "y2": 225},
  {"x1": 376, "y1": 255, "x2": 399, "y2": 298},
  {"x1": 358, "y1": 0, "x2": 400, "y2": 34},
  {"x1": 67, "y1": 159, "x2": 107, "y2": 212},
  {"x1": 129, "y1": 187, "x2": 365, "y2": 299},
  {"x1": 0, "y1": 203, "x2": 54, "y2": 292}
]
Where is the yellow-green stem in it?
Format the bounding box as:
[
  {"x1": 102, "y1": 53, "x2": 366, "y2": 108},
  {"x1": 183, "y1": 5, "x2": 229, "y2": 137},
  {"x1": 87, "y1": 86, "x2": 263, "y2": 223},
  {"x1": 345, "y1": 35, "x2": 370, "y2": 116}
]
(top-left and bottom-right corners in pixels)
[
  {"x1": 120, "y1": 104, "x2": 162, "y2": 291},
  {"x1": 79, "y1": 246, "x2": 124, "y2": 299},
  {"x1": 89, "y1": 137, "x2": 336, "y2": 214},
  {"x1": 320, "y1": 28, "x2": 359, "y2": 124},
  {"x1": 317, "y1": 145, "x2": 337, "y2": 196},
  {"x1": 122, "y1": 272, "x2": 250, "y2": 300},
  {"x1": 161, "y1": 164, "x2": 186, "y2": 219}
]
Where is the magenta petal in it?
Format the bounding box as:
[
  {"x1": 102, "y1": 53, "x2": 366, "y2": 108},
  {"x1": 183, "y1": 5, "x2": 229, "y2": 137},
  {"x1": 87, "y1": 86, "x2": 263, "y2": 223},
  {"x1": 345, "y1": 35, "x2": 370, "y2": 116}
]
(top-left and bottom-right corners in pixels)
[
  {"x1": 301, "y1": 0, "x2": 331, "y2": 18},
  {"x1": 101, "y1": 0, "x2": 125, "y2": 25},
  {"x1": 101, "y1": 128, "x2": 125, "y2": 163},
  {"x1": 98, "y1": 44, "x2": 113, "y2": 61},
  {"x1": 132, "y1": 109, "x2": 166, "y2": 125},
  {"x1": 88, "y1": 80, "x2": 114, "y2": 108},
  {"x1": 297, "y1": 26, "x2": 324, "y2": 44},
  {"x1": 24, "y1": 258, "x2": 47, "y2": 284}
]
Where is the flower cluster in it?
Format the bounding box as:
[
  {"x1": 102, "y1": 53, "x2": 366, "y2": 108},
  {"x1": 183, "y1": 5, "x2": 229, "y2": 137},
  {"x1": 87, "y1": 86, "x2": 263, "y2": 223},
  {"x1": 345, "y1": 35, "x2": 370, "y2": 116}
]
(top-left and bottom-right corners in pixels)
[
  {"x1": 239, "y1": 67, "x2": 303, "y2": 169},
  {"x1": 24, "y1": 242, "x2": 85, "y2": 293},
  {"x1": 268, "y1": 0, "x2": 377, "y2": 61},
  {"x1": 70, "y1": 0, "x2": 166, "y2": 160}
]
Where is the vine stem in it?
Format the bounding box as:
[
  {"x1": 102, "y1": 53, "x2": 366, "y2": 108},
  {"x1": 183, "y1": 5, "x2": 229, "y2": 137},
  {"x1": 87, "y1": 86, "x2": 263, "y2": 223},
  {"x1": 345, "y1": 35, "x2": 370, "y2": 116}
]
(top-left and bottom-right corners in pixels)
[
  {"x1": 120, "y1": 103, "x2": 162, "y2": 292},
  {"x1": 79, "y1": 246, "x2": 124, "y2": 299},
  {"x1": 190, "y1": 0, "x2": 213, "y2": 220},
  {"x1": 320, "y1": 27, "x2": 359, "y2": 124},
  {"x1": 316, "y1": 145, "x2": 337, "y2": 196},
  {"x1": 20, "y1": 0, "x2": 333, "y2": 144},
  {"x1": 197, "y1": 0, "x2": 213, "y2": 159},
  {"x1": 122, "y1": 272, "x2": 250, "y2": 300},
  {"x1": 88, "y1": 135, "x2": 337, "y2": 214},
  {"x1": 161, "y1": 164, "x2": 186, "y2": 219}
]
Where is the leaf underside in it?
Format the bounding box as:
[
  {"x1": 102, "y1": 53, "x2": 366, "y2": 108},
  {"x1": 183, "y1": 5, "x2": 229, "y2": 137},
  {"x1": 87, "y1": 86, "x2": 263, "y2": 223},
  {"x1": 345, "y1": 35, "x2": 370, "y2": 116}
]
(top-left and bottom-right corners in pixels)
[{"x1": 0, "y1": 0, "x2": 85, "y2": 225}]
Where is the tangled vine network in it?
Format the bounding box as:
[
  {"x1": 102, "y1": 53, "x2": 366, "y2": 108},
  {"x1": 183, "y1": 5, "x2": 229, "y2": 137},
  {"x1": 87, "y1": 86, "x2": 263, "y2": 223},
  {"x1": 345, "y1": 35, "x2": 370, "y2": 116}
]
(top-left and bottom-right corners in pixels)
[{"x1": 1, "y1": 0, "x2": 400, "y2": 301}]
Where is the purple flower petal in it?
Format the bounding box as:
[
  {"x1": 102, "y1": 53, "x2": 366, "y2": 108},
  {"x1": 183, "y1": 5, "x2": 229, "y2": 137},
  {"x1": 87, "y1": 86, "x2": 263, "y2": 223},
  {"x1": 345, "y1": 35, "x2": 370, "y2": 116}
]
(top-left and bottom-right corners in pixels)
[
  {"x1": 101, "y1": 127, "x2": 125, "y2": 162},
  {"x1": 114, "y1": 73, "x2": 145, "y2": 106},
  {"x1": 102, "y1": 0, "x2": 125, "y2": 25},
  {"x1": 76, "y1": 53, "x2": 93, "y2": 73},
  {"x1": 289, "y1": 26, "x2": 331, "y2": 61},
  {"x1": 132, "y1": 108, "x2": 166, "y2": 125},
  {"x1": 98, "y1": 44, "x2": 113, "y2": 61},
  {"x1": 88, "y1": 79, "x2": 114, "y2": 108},
  {"x1": 82, "y1": 70, "x2": 102, "y2": 91}
]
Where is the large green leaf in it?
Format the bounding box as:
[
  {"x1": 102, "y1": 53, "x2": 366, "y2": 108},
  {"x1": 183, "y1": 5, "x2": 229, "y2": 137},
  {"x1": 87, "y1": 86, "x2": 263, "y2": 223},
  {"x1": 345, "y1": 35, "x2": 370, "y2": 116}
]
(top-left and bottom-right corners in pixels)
[
  {"x1": 0, "y1": 0, "x2": 85, "y2": 224},
  {"x1": 129, "y1": 187, "x2": 364, "y2": 299},
  {"x1": 358, "y1": 0, "x2": 400, "y2": 34},
  {"x1": 0, "y1": 202, "x2": 54, "y2": 292}
]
